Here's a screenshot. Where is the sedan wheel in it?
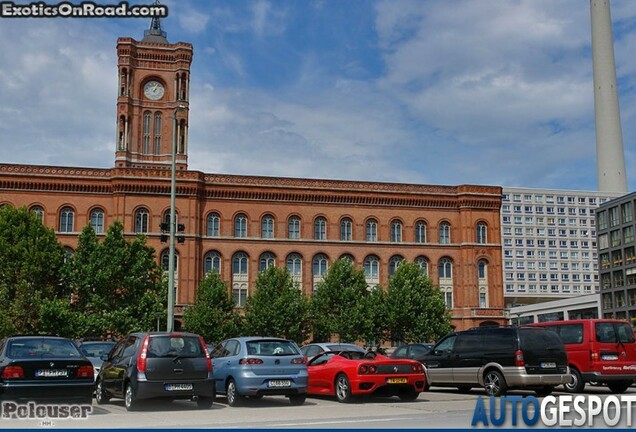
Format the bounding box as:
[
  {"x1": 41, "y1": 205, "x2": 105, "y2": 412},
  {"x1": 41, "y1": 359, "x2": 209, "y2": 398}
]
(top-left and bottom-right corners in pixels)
[
  {"x1": 95, "y1": 380, "x2": 109, "y2": 405},
  {"x1": 226, "y1": 380, "x2": 242, "y2": 407},
  {"x1": 335, "y1": 374, "x2": 352, "y2": 403},
  {"x1": 484, "y1": 370, "x2": 507, "y2": 397}
]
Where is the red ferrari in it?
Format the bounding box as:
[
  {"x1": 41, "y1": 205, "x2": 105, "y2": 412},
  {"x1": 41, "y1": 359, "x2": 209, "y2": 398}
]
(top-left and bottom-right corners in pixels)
[{"x1": 306, "y1": 350, "x2": 426, "y2": 402}]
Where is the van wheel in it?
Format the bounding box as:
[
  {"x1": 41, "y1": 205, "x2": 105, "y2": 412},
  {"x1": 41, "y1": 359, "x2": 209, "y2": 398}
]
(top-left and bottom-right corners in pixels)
[
  {"x1": 608, "y1": 381, "x2": 631, "y2": 394},
  {"x1": 95, "y1": 379, "x2": 109, "y2": 405},
  {"x1": 564, "y1": 368, "x2": 584, "y2": 393},
  {"x1": 535, "y1": 386, "x2": 554, "y2": 397},
  {"x1": 484, "y1": 370, "x2": 507, "y2": 397}
]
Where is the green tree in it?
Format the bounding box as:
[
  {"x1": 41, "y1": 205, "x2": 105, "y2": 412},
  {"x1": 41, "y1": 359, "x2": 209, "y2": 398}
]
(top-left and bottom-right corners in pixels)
[
  {"x1": 0, "y1": 206, "x2": 66, "y2": 334},
  {"x1": 243, "y1": 266, "x2": 311, "y2": 344},
  {"x1": 311, "y1": 258, "x2": 371, "y2": 343},
  {"x1": 183, "y1": 271, "x2": 243, "y2": 344},
  {"x1": 385, "y1": 262, "x2": 452, "y2": 343},
  {"x1": 64, "y1": 221, "x2": 165, "y2": 337}
]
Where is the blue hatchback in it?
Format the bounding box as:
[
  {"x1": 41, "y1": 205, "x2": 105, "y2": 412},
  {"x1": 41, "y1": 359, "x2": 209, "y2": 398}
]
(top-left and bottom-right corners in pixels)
[{"x1": 210, "y1": 337, "x2": 308, "y2": 406}]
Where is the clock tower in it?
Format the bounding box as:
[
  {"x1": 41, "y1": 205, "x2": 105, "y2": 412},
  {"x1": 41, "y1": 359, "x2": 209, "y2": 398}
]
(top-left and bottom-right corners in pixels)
[{"x1": 115, "y1": 16, "x2": 193, "y2": 170}]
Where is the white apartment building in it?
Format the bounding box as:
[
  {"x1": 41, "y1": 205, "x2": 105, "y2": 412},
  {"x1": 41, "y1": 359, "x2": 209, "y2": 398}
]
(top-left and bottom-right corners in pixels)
[{"x1": 502, "y1": 188, "x2": 622, "y2": 308}]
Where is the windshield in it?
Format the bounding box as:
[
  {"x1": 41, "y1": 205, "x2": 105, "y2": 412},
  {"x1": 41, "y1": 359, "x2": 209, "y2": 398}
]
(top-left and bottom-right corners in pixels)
[
  {"x1": 147, "y1": 335, "x2": 204, "y2": 358},
  {"x1": 246, "y1": 340, "x2": 299, "y2": 356},
  {"x1": 8, "y1": 338, "x2": 82, "y2": 359}
]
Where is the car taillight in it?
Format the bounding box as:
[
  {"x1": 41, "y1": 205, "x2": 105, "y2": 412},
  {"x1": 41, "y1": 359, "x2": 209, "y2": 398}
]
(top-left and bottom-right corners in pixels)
[
  {"x1": 137, "y1": 335, "x2": 150, "y2": 372},
  {"x1": 1, "y1": 366, "x2": 24, "y2": 379},
  {"x1": 291, "y1": 357, "x2": 305, "y2": 364},
  {"x1": 77, "y1": 365, "x2": 94, "y2": 378},
  {"x1": 358, "y1": 364, "x2": 377, "y2": 374},
  {"x1": 239, "y1": 358, "x2": 264, "y2": 365},
  {"x1": 199, "y1": 335, "x2": 212, "y2": 372},
  {"x1": 591, "y1": 350, "x2": 599, "y2": 361},
  {"x1": 411, "y1": 364, "x2": 424, "y2": 373},
  {"x1": 514, "y1": 349, "x2": 525, "y2": 367}
]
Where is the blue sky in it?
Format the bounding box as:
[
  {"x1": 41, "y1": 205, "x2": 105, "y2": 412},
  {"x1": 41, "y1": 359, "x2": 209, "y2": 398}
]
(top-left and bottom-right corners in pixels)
[{"x1": 1, "y1": 0, "x2": 635, "y2": 191}]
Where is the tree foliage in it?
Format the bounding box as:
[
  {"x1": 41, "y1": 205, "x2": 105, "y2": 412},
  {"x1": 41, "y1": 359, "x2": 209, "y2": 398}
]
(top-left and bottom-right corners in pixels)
[
  {"x1": 63, "y1": 221, "x2": 166, "y2": 338},
  {"x1": 183, "y1": 271, "x2": 243, "y2": 344},
  {"x1": 311, "y1": 258, "x2": 374, "y2": 343},
  {"x1": 243, "y1": 266, "x2": 311, "y2": 344},
  {"x1": 385, "y1": 262, "x2": 452, "y2": 343}
]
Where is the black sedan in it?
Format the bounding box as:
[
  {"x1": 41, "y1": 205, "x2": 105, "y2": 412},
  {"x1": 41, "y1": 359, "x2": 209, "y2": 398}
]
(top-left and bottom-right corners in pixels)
[{"x1": 0, "y1": 336, "x2": 94, "y2": 403}]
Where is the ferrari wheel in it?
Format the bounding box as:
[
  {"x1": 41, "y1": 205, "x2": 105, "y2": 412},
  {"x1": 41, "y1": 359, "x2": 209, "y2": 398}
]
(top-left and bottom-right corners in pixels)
[{"x1": 335, "y1": 374, "x2": 353, "y2": 403}]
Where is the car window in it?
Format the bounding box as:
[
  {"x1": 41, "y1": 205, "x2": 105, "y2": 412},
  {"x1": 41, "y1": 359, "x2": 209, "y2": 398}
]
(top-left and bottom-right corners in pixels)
[
  {"x1": 484, "y1": 328, "x2": 516, "y2": 351},
  {"x1": 224, "y1": 340, "x2": 240, "y2": 356},
  {"x1": 210, "y1": 343, "x2": 229, "y2": 358},
  {"x1": 615, "y1": 323, "x2": 635, "y2": 343},
  {"x1": 80, "y1": 343, "x2": 116, "y2": 357},
  {"x1": 7, "y1": 338, "x2": 82, "y2": 358},
  {"x1": 304, "y1": 345, "x2": 322, "y2": 358},
  {"x1": 147, "y1": 335, "x2": 203, "y2": 358},
  {"x1": 121, "y1": 336, "x2": 138, "y2": 358},
  {"x1": 433, "y1": 335, "x2": 456, "y2": 354},
  {"x1": 393, "y1": 346, "x2": 408, "y2": 357},
  {"x1": 109, "y1": 340, "x2": 126, "y2": 360},
  {"x1": 595, "y1": 323, "x2": 617, "y2": 343},
  {"x1": 519, "y1": 328, "x2": 563, "y2": 351},
  {"x1": 410, "y1": 345, "x2": 429, "y2": 357},
  {"x1": 454, "y1": 332, "x2": 484, "y2": 355},
  {"x1": 246, "y1": 340, "x2": 299, "y2": 356},
  {"x1": 557, "y1": 324, "x2": 583, "y2": 344},
  {"x1": 308, "y1": 352, "x2": 335, "y2": 366},
  {"x1": 327, "y1": 344, "x2": 364, "y2": 352}
]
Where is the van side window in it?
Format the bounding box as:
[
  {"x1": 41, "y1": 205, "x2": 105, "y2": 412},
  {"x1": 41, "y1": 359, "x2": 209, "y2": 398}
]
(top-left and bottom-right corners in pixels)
[
  {"x1": 595, "y1": 323, "x2": 617, "y2": 343},
  {"x1": 614, "y1": 323, "x2": 635, "y2": 343},
  {"x1": 485, "y1": 329, "x2": 515, "y2": 351},
  {"x1": 454, "y1": 332, "x2": 484, "y2": 354},
  {"x1": 558, "y1": 324, "x2": 583, "y2": 344}
]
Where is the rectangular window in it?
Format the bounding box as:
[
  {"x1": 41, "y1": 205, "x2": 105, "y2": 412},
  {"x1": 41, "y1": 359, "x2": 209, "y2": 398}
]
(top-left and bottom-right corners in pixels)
[
  {"x1": 598, "y1": 210, "x2": 608, "y2": 230},
  {"x1": 622, "y1": 202, "x2": 634, "y2": 223},
  {"x1": 609, "y1": 207, "x2": 619, "y2": 227}
]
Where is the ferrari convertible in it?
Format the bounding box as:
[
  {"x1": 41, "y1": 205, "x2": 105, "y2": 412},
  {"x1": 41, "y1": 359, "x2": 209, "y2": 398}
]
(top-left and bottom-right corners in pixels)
[{"x1": 306, "y1": 350, "x2": 426, "y2": 402}]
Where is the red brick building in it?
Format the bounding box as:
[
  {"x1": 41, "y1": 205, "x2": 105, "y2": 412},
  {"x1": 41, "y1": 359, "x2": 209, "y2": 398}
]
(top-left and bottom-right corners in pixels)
[{"x1": 0, "y1": 20, "x2": 506, "y2": 331}]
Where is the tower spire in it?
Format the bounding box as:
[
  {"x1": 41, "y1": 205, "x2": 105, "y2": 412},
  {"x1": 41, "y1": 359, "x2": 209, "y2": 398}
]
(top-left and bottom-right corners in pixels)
[{"x1": 142, "y1": 1, "x2": 169, "y2": 44}]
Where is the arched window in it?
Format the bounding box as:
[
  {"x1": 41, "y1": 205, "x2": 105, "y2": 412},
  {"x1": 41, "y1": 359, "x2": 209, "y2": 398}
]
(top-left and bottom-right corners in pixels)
[
  {"x1": 261, "y1": 215, "x2": 274, "y2": 239},
  {"x1": 312, "y1": 254, "x2": 328, "y2": 292},
  {"x1": 339, "y1": 254, "x2": 354, "y2": 264},
  {"x1": 142, "y1": 111, "x2": 151, "y2": 154},
  {"x1": 90, "y1": 209, "x2": 105, "y2": 234},
  {"x1": 364, "y1": 255, "x2": 380, "y2": 289},
  {"x1": 259, "y1": 252, "x2": 275, "y2": 271},
  {"x1": 415, "y1": 221, "x2": 427, "y2": 243},
  {"x1": 314, "y1": 217, "x2": 327, "y2": 240},
  {"x1": 135, "y1": 208, "x2": 149, "y2": 233},
  {"x1": 340, "y1": 218, "x2": 352, "y2": 241},
  {"x1": 477, "y1": 222, "x2": 487, "y2": 244},
  {"x1": 162, "y1": 210, "x2": 179, "y2": 227},
  {"x1": 204, "y1": 251, "x2": 221, "y2": 274},
  {"x1": 439, "y1": 222, "x2": 451, "y2": 244},
  {"x1": 60, "y1": 207, "x2": 74, "y2": 233},
  {"x1": 232, "y1": 252, "x2": 249, "y2": 307},
  {"x1": 438, "y1": 257, "x2": 453, "y2": 279},
  {"x1": 288, "y1": 216, "x2": 300, "y2": 239},
  {"x1": 206, "y1": 212, "x2": 220, "y2": 237},
  {"x1": 478, "y1": 260, "x2": 487, "y2": 279},
  {"x1": 415, "y1": 256, "x2": 429, "y2": 276},
  {"x1": 153, "y1": 112, "x2": 162, "y2": 154},
  {"x1": 64, "y1": 246, "x2": 74, "y2": 263},
  {"x1": 287, "y1": 253, "x2": 303, "y2": 279},
  {"x1": 30, "y1": 205, "x2": 44, "y2": 223},
  {"x1": 389, "y1": 255, "x2": 403, "y2": 276},
  {"x1": 390, "y1": 220, "x2": 402, "y2": 243},
  {"x1": 234, "y1": 213, "x2": 247, "y2": 238},
  {"x1": 366, "y1": 219, "x2": 377, "y2": 242}
]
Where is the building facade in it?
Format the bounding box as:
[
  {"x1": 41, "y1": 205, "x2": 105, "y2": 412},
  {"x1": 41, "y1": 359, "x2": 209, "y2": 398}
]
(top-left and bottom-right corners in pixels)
[
  {"x1": 596, "y1": 193, "x2": 636, "y2": 326},
  {"x1": 0, "y1": 21, "x2": 507, "y2": 331},
  {"x1": 501, "y1": 187, "x2": 621, "y2": 308}
]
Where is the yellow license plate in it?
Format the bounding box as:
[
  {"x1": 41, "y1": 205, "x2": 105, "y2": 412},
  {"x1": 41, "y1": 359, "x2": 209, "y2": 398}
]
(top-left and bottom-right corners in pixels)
[{"x1": 387, "y1": 377, "x2": 407, "y2": 384}]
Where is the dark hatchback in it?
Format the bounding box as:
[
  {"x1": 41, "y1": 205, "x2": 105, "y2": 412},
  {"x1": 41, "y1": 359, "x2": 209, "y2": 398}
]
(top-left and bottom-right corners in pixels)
[
  {"x1": 95, "y1": 332, "x2": 215, "y2": 411},
  {"x1": 0, "y1": 336, "x2": 94, "y2": 403}
]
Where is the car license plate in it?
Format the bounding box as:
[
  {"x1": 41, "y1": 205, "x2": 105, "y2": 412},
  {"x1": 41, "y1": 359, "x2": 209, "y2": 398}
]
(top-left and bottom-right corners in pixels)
[
  {"x1": 35, "y1": 369, "x2": 68, "y2": 377},
  {"x1": 601, "y1": 354, "x2": 618, "y2": 361},
  {"x1": 165, "y1": 383, "x2": 193, "y2": 391},
  {"x1": 387, "y1": 377, "x2": 408, "y2": 384},
  {"x1": 540, "y1": 362, "x2": 556, "y2": 369},
  {"x1": 268, "y1": 380, "x2": 291, "y2": 388}
]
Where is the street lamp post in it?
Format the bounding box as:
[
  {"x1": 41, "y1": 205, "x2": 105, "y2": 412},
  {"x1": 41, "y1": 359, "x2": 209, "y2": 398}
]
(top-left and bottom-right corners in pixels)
[{"x1": 167, "y1": 104, "x2": 185, "y2": 332}]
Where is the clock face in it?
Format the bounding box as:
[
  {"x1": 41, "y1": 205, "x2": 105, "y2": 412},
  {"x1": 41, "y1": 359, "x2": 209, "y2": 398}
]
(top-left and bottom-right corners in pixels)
[{"x1": 144, "y1": 80, "x2": 165, "y2": 100}]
